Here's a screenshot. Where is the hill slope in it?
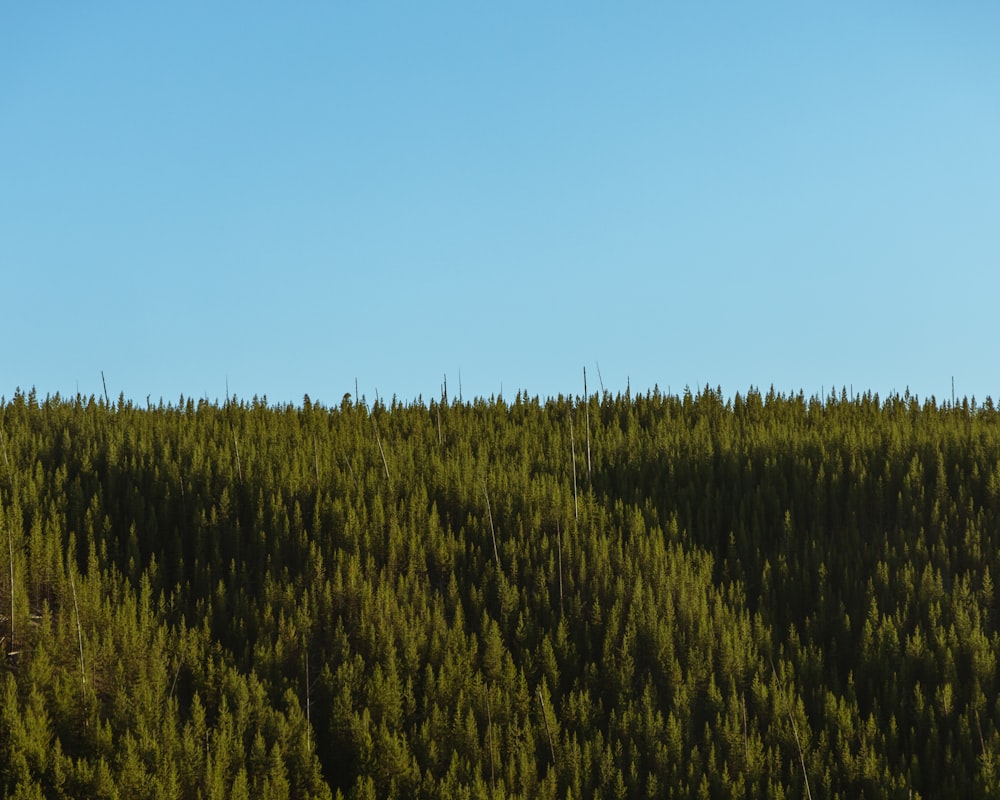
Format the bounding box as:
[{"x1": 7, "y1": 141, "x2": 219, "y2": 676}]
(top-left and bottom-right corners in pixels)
[{"x1": 2, "y1": 387, "x2": 999, "y2": 798}]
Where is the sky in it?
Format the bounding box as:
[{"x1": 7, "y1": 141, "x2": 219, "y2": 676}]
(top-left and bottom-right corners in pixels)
[{"x1": 2, "y1": 3, "x2": 998, "y2": 408}]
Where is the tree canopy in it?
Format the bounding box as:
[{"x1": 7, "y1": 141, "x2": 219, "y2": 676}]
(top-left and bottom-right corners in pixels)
[{"x1": 2, "y1": 385, "x2": 999, "y2": 798}]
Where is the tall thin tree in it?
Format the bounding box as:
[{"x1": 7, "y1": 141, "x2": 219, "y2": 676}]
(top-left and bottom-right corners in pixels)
[
  {"x1": 536, "y1": 687, "x2": 557, "y2": 768},
  {"x1": 486, "y1": 688, "x2": 496, "y2": 796},
  {"x1": 70, "y1": 567, "x2": 86, "y2": 686},
  {"x1": 583, "y1": 367, "x2": 592, "y2": 484},
  {"x1": 557, "y1": 521, "x2": 564, "y2": 618},
  {"x1": 484, "y1": 482, "x2": 500, "y2": 569},
  {"x1": 368, "y1": 402, "x2": 391, "y2": 481},
  {"x1": 1, "y1": 425, "x2": 12, "y2": 656},
  {"x1": 570, "y1": 417, "x2": 579, "y2": 520}
]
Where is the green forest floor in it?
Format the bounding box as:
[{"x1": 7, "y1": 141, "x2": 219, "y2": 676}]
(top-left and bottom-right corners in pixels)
[{"x1": 2, "y1": 386, "x2": 999, "y2": 798}]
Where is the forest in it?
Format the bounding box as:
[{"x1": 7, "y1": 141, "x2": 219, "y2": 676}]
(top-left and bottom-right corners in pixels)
[{"x1": 2, "y1": 383, "x2": 1000, "y2": 798}]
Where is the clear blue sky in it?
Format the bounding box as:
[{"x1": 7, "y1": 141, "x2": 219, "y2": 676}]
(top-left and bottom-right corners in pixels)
[{"x1": 2, "y1": 4, "x2": 998, "y2": 407}]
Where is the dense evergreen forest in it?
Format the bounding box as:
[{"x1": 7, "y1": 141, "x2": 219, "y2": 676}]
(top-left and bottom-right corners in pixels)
[{"x1": 3, "y1": 384, "x2": 1000, "y2": 798}]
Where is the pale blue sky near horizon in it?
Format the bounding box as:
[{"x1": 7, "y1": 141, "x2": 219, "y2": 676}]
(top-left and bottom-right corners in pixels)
[{"x1": 2, "y1": 4, "x2": 998, "y2": 408}]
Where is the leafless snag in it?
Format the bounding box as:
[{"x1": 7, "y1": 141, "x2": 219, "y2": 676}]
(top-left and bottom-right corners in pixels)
[
  {"x1": 343, "y1": 455, "x2": 360, "y2": 492},
  {"x1": 313, "y1": 432, "x2": 321, "y2": 488},
  {"x1": 5, "y1": 515, "x2": 12, "y2": 658},
  {"x1": 770, "y1": 657, "x2": 813, "y2": 800},
  {"x1": 70, "y1": 569, "x2": 86, "y2": 686},
  {"x1": 557, "y1": 521, "x2": 564, "y2": 618},
  {"x1": 484, "y1": 482, "x2": 500, "y2": 569},
  {"x1": 570, "y1": 417, "x2": 579, "y2": 521},
  {"x1": 368, "y1": 402, "x2": 391, "y2": 481},
  {"x1": 742, "y1": 693, "x2": 749, "y2": 769},
  {"x1": 536, "y1": 687, "x2": 557, "y2": 768},
  {"x1": 1, "y1": 425, "x2": 12, "y2": 657},
  {"x1": 583, "y1": 367, "x2": 592, "y2": 484},
  {"x1": 486, "y1": 688, "x2": 496, "y2": 795},
  {"x1": 231, "y1": 424, "x2": 243, "y2": 485}
]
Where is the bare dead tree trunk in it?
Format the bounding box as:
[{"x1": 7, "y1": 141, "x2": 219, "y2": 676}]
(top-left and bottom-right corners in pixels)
[
  {"x1": 787, "y1": 700, "x2": 812, "y2": 800},
  {"x1": 1, "y1": 427, "x2": 12, "y2": 656},
  {"x1": 484, "y1": 482, "x2": 500, "y2": 569},
  {"x1": 231, "y1": 424, "x2": 243, "y2": 485},
  {"x1": 557, "y1": 520, "x2": 564, "y2": 619},
  {"x1": 71, "y1": 569, "x2": 85, "y2": 686},
  {"x1": 6, "y1": 515, "x2": 12, "y2": 656},
  {"x1": 742, "y1": 692, "x2": 749, "y2": 769},
  {"x1": 537, "y1": 687, "x2": 557, "y2": 768},
  {"x1": 305, "y1": 642, "x2": 312, "y2": 752},
  {"x1": 976, "y1": 706, "x2": 988, "y2": 766},
  {"x1": 313, "y1": 432, "x2": 321, "y2": 489},
  {"x1": 570, "y1": 418, "x2": 579, "y2": 520},
  {"x1": 369, "y1": 404, "x2": 391, "y2": 481},
  {"x1": 771, "y1": 658, "x2": 813, "y2": 800},
  {"x1": 486, "y1": 688, "x2": 496, "y2": 795},
  {"x1": 583, "y1": 367, "x2": 592, "y2": 484},
  {"x1": 343, "y1": 455, "x2": 360, "y2": 492},
  {"x1": 169, "y1": 655, "x2": 183, "y2": 699}
]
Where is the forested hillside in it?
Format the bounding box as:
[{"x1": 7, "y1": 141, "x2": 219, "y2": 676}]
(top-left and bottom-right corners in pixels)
[{"x1": 2, "y1": 385, "x2": 1000, "y2": 799}]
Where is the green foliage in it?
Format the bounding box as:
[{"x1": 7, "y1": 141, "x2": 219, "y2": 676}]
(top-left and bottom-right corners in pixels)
[{"x1": 0, "y1": 385, "x2": 999, "y2": 796}]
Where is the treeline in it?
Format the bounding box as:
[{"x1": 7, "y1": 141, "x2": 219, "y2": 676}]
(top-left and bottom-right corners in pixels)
[{"x1": 2, "y1": 385, "x2": 1000, "y2": 798}]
